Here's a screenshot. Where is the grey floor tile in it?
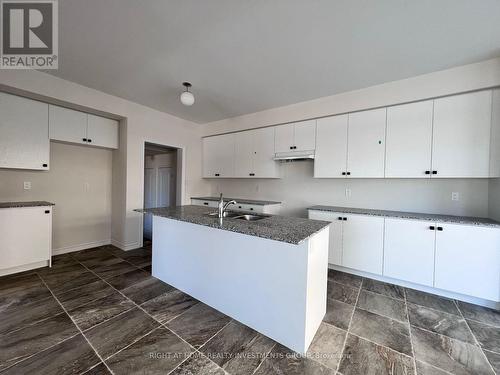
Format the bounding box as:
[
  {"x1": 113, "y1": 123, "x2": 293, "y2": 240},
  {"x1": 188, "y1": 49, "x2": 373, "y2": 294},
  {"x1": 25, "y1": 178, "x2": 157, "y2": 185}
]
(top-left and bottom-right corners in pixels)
[
  {"x1": 68, "y1": 291, "x2": 135, "y2": 331},
  {"x1": 408, "y1": 303, "x2": 475, "y2": 344},
  {"x1": 484, "y1": 350, "x2": 500, "y2": 374},
  {"x1": 88, "y1": 260, "x2": 138, "y2": 279},
  {"x1": 201, "y1": 320, "x2": 275, "y2": 375},
  {"x1": 142, "y1": 265, "x2": 152, "y2": 274},
  {"x1": 0, "y1": 281, "x2": 51, "y2": 312},
  {"x1": 405, "y1": 289, "x2": 460, "y2": 316},
  {"x1": 106, "y1": 327, "x2": 193, "y2": 374},
  {"x1": 85, "y1": 307, "x2": 160, "y2": 359},
  {"x1": 47, "y1": 271, "x2": 101, "y2": 295},
  {"x1": 50, "y1": 253, "x2": 79, "y2": 269},
  {"x1": 38, "y1": 263, "x2": 88, "y2": 282},
  {"x1": 0, "y1": 294, "x2": 63, "y2": 334},
  {"x1": 411, "y1": 325, "x2": 494, "y2": 375},
  {"x1": 338, "y1": 334, "x2": 414, "y2": 375},
  {"x1": 306, "y1": 322, "x2": 346, "y2": 370},
  {"x1": 167, "y1": 303, "x2": 231, "y2": 348},
  {"x1": 467, "y1": 319, "x2": 500, "y2": 353},
  {"x1": 80, "y1": 253, "x2": 123, "y2": 268},
  {"x1": 362, "y1": 278, "x2": 405, "y2": 300},
  {"x1": 122, "y1": 277, "x2": 175, "y2": 305},
  {"x1": 323, "y1": 298, "x2": 354, "y2": 330},
  {"x1": 327, "y1": 269, "x2": 362, "y2": 288},
  {"x1": 357, "y1": 289, "x2": 407, "y2": 322},
  {"x1": 57, "y1": 279, "x2": 115, "y2": 310},
  {"x1": 82, "y1": 362, "x2": 112, "y2": 374},
  {"x1": 457, "y1": 301, "x2": 500, "y2": 327},
  {"x1": 415, "y1": 360, "x2": 451, "y2": 375},
  {"x1": 116, "y1": 248, "x2": 152, "y2": 267},
  {"x1": 72, "y1": 247, "x2": 114, "y2": 262},
  {"x1": 0, "y1": 313, "x2": 79, "y2": 370},
  {"x1": 1, "y1": 334, "x2": 100, "y2": 375},
  {"x1": 170, "y1": 352, "x2": 225, "y2": 375},
  {"x1": 327, "y1": 281, "x2": 358, "y2": 305},
  {"x1": 254, "y1": 343, "x2": 335, "y2": 375},
  {"x1": 107, "y1": 268, "x2": 151, "y2": 291},
  {"x1": 0, "y1": 273, "x2": 44, "y2": 297},
  {"x1": 142, "y1": 289, "x2": 198, "y2": 324},
  {"x1": 350, "y1": 308, "x2": 412, "y2": 356}
]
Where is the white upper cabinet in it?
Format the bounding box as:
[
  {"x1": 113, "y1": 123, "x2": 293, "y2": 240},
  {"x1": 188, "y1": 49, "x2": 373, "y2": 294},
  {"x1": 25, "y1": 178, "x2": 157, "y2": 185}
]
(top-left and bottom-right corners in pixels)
[
  {"x1": 314, "y1": 115, "x2": 348, "y2": 178},
  {"x1": 347, "y1": 108, "x2": 387, "y2": 178},
  {"x1": 49, "y1": 105, "x2": 88, "y2": 145},
  {"x1": 383, "y1": 218, "x2": 436, "y2": 287},
  {"x1": 253, "y1": 127, "x2": 279, "y2": 178},
  {"x1": 275, "y1": 120, "x2": 316, "y2": 154},
  {"x1": 234, "y1": 131, "x2": 254, "y2": 177},
  {"x1": 49, "y1": 105, "x2": 118, "y2": 149},
  {"x1": 203, "y1": 133, "x2": 235, "y2": 178},
  {"x1": 87, "y1": 114, "x2": 119, "y2": 149},
  {"x1": 0, "y1": 92, "x2": 50, "y2": 170},
  {"x1": 434, "y1": 224, "x2": 500, "y2": 301},
  {"x1": 432, "y1": 91, "x2": 492, "y2": 178},
  {"x1": 385, "y1": 101, "x2": 433, "y2": 178},
  {"x1": 489, "y1": 89, "x2": 500, "y2": 178}
]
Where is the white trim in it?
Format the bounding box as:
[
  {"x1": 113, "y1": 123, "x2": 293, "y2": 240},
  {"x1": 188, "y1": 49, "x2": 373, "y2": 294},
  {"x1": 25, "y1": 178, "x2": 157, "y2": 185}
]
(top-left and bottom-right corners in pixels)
[
  {"x1": 111, "y1": 238, "x2": 141, "y2": 251},
  {"x1": 0, "y1": 260, "x2": 49, "y2": 277},
  {"x1": 329, "y1": 264, "x2": 500, "y2": 310},
  {"x1": 52, "y1": 239, "x2": 111, "y2": 255}
]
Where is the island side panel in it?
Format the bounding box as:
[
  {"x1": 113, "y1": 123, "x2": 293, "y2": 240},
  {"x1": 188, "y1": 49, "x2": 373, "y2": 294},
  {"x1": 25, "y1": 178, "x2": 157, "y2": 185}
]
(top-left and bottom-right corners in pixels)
[
  {"x1": 304, "y1": 226, "x2": 329, "y2": 350},
  {"x1": 152, "y1": 216, "x2": 311, "y2": 353}
]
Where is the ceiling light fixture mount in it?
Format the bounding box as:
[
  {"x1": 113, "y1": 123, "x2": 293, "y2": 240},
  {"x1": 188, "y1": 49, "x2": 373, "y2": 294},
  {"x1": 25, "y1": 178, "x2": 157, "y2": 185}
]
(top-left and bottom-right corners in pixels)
[{"x1": 180, "y1": 82, "x2": 195, "y2": 106}]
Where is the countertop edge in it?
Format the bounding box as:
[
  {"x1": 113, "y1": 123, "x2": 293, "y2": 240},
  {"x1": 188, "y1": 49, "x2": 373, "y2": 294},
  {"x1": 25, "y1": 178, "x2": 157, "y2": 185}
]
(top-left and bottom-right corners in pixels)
[
  {"x1": 0, "y1": 201, "x2": 56, "y2": 209},
  {"x1": 190, "y1": 197, "x2": 282, "y2": 206}
]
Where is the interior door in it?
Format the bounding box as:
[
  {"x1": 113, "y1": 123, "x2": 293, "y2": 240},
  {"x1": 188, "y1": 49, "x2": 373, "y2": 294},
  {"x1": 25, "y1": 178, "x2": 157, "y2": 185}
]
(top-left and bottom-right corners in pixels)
[
  {"x1": 143, "y1": 168, "x2": 156, "y2": 239},
  {"x1": 385, "y1": 101, "x2": 433, "y2": 178},
  {"x1": 347, "y1": 108, "x2": 387, "y2": 178},
  {"x1": 314, "y1": 115, "x2": 348, "y2": 178},
  {"x1": 158, "y1": 167, "x2": 175, "y2": 207},
  {"x1": 293, "y1": 120, "x2": 316, "y2": 151},
  {"x1": 274, "y1": 123, "x2": 295, "y2": 153},
  {"x1": 432, "y1": 91, "x2": 492, "y2": 177}
]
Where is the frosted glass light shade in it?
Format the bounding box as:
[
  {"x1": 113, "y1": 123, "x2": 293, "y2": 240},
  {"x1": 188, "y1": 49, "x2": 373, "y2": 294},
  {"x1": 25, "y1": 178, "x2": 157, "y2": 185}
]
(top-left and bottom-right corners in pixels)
[{"x1": 180, "y1": 91, "x2": 195, "y2": 106}]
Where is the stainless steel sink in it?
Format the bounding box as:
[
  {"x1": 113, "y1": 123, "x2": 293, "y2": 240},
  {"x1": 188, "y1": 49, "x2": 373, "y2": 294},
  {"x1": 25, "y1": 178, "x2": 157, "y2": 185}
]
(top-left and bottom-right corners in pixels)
[
  {"x1": 205, "y1": 211, "x2": 241, "y2": 218},
  {"x1": 234, "y1": 214, "x2": 269, "y2": 221}
]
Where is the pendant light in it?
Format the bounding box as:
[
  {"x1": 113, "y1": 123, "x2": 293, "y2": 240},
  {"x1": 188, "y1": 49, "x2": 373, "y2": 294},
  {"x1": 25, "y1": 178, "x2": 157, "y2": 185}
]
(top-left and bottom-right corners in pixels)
[{"x1": 180, "y1": 82, "x2": 195, "y2": 106}]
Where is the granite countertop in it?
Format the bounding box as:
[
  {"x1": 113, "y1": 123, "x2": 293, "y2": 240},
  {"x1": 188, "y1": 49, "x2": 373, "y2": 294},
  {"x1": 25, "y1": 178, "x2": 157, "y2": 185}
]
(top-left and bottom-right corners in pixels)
[
  {"x1": 0, "y1": 201, "x2": 55, "y2": 209},
  {"x1": 136, "y1": 205, "x2": 329, "y2": 245},
  {"x1": 191, "y1": 196, "x2": 282, "y2": 206},
  {"x1": 308, "y1": 205, "x2": 500, "y2": 228}
]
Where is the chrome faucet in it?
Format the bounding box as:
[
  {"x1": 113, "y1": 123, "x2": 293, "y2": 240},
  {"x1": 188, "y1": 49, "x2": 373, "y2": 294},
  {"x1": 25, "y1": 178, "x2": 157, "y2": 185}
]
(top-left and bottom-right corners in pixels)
[{"x1": 218, "y1": 193, "x2": 237, "y2": 218}]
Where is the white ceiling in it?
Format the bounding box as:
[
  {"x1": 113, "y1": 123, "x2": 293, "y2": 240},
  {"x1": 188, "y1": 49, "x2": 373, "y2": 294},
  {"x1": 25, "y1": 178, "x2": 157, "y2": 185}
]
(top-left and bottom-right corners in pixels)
[{"x1": 48, "y1": 0, "x2": 500, "y2": 124}]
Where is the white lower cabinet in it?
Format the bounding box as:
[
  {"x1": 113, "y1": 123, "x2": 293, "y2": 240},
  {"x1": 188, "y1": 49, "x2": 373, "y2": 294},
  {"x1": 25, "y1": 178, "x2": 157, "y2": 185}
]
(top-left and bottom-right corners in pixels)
[
  {"x1": 0, "y1": 206, "x2": 52, "y2": 274},
  {"x1": 434, "y1": 224, "x2": 500, "y2": 301},
  {"x1": 383, "y1": 218, "x2": 436, "y2": 286},
  {"x1": 308, "y1": 210, "x2": 343, "y2": 265}
]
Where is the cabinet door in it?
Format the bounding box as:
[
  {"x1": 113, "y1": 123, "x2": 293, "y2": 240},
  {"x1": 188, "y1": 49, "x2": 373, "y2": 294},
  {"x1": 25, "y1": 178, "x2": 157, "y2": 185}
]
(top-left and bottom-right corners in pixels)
[
  {"x1": 435, "y1": 224, "x2": 500, "y2": 301},
  {"x1": 49, "y1": 105, "x2": 87, "y2": 145},
  {"x1": 275, "y1": 123, "x2": 295, "y2": 153},
  {"x1": 347, "y1": 108, "x2": 386, "y2": 177},
  {"x1": 432, "y1": 91, "x2": 492, "y2": 177},
  {"x1": 203, "y1": 134, "x2": 235, "y2": 177},
  {"x1": 384, "y1": 219, "x2": 436, "y2": 286},
  {"x1": 342, "y1": 214, "x2": 384, "y2": 275},
  {"x1": 0, "y1": 207, "x2": 51, "y2": 270},
  {"x1": 87, "y1": 114, "x2": 119, "y2": 149},
  {"x1": 308, "y1": 210, "x2": 343, "y2": 265},
  {"x1": 0, "y1": 92, "x2": 49, "y2": 170},
  {"x1": 253, "y1": 127, "x2": 279, "y2": 177},
  {"x1": 234, "y1": 131, "x2": 254, "y2": 177},
  {"x1": 294, "y1": 120, "x2": 316, "y2": 151},
  {"x1": 314, "y1": 115, "x2": 348, "y2": 178},
  {"x1": 386, "y1": 101, "x2": 433, "y2": 178}
]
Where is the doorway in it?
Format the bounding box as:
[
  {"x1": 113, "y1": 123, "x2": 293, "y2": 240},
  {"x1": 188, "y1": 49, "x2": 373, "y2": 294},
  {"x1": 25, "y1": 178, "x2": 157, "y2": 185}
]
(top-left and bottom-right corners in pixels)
[{"x1": 143, "y1": 142, "x2": 179, "y2": 240}]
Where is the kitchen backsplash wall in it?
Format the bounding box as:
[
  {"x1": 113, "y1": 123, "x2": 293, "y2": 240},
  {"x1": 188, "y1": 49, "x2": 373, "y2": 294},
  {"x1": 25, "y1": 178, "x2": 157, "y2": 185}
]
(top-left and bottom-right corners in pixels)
[
  {"x1": 209, "y1": 161, "x2": 490, "y2": 218},
  {"x1": 489, "y1": 179, "x2": 500, "y2": 221}
]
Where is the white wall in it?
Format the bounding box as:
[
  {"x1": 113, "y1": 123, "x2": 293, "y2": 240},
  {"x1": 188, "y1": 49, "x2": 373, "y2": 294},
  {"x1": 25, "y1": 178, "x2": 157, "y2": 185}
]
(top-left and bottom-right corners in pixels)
[
  {"x1": 489, "y1": 179, "x2": 500, "y2": 221},
  {"x1": 0, "y1": 70, "x2": 208, "y2": 251},
  {"x1": 0, "y1": 142, "x2": 112, "y2": 252},
  {"x1": 203, "y1": 58, "x2": 500, "y2": 218}
]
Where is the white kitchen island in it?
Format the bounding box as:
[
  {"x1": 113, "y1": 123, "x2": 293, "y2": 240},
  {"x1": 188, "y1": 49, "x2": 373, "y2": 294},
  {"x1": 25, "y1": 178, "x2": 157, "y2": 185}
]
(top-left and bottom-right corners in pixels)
[{"x1": 137, "y1": 205, "x2": 330, "y2": 354}]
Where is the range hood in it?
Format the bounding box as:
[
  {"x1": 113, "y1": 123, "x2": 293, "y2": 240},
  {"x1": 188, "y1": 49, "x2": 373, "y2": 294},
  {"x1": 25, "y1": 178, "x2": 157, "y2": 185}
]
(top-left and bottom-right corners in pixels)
[{"x1": 273, "y1": 150, "x2": 315, "y2": 161}]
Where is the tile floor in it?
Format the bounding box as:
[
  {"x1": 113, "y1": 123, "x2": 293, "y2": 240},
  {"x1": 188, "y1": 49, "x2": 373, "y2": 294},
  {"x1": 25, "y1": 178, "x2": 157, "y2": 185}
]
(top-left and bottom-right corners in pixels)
[{"x1": 0, "y1": 244, "x2": 499, "y2": 374}]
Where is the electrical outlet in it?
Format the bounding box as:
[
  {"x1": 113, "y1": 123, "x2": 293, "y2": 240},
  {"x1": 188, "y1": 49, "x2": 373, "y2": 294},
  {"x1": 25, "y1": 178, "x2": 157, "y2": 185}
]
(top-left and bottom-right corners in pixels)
[
  {"x1": 23, "y1": 181, "x2": 31, "y2": 190},
  {"x1": 451, "y1": 192, "x2": 459, "y2": 201},
  {"x1": 345, "y1": 188, "x2": 352, "y2": 199}
]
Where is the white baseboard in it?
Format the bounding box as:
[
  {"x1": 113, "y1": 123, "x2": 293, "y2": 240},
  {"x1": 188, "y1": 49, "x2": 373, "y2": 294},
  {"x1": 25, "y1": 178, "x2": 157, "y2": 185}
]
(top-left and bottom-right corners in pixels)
[
  {"x1": 0, "y1": 260, "x2": 49, "y2": 277},
  {"x1": 111, "y1": 238, "x2": 141, "y2": 251},
  {"x1": 52, "y1": 239, "x2": 111, "y2": 255}
]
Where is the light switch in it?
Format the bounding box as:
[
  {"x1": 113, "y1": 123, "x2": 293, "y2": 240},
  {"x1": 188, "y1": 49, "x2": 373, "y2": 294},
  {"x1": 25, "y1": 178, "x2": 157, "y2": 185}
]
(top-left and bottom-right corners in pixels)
[
  {"x1": 345, "y1": 188, "x2": 352, "y2": 198},
  {"x1": 451, "y1": 192, "x2": 459, "y2": 201},
  {"x1": 23, "y1": 181, "x2": 31, "y2": 190}
]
